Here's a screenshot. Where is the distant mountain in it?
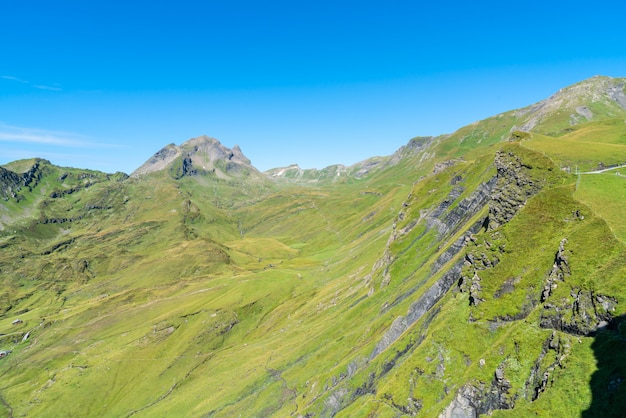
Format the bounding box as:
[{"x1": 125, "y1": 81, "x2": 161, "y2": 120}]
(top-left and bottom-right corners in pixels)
[
  {"x1": 266, "y1": 137, "x2": 436, "y2": 183},
  {"x1": 506, "y1": 75, "x2": 625, "y2": 134},
  {"x1": 132, "y1": 135, "x2": 263, "y2": 180},
  {"x1": 264, "y1": 158, "x2": 385, "y2": 182}
]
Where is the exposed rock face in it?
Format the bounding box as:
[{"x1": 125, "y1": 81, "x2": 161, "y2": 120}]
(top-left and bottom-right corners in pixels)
[
  {"x1": 21, "y1": 160, "x2": 44, "y2": 188},
  {"x1": 524, "y1": 331, "x2": 571, "y2": 401},
  {"x1": 440, "y1": 387, "x2": 478, "y2": 418},
  {"x1": 440, "y1": 363, "x2": 514, "y2": 418},
  {"x1": 180, "y1": 155, "x2": 196, "y2": 178},
  {"x1": 370, "y1": 261, "x2": 464, "y2": 360},
  {"x1": 0, "y1": 160, "x2": 45, "y2": 200},
  {"x1": 575, "y1": 106, "x2": 593, "y2": 120},
  {"x1": 435, "y1": 178, "x2": 495, "y2": 238},
  {"x1": 431, "y1": 217, "x2": 488, "y2": 275},
  {"x1": 514, "y1": 76, "x2": 626, "y2": 132},
  {"x1": 433, "y1": 159, "x2": 462, "y2": 175},
  {"x1": 538, "y1": 238, "x2": 619, "y2": 336},
  {"x1": 459, "y1": 230, "x2": 504, "y2": 307},
  {"x1": 131, "y1": 136, "x2": 258, "y2": 179},
  {"x1": 541, "y1": 238, "x2": 570, "y2": 302},
  {"x1": 184, "y1": 136, "x2": 251, "y2": 167},
  {"x1": 132, "y1": 144, "x2": 181, "y2": 177},
  {"x1": 607, "y1": 80, "x2": 626, "y2": 109},
  {"x1": 353, "y1": 159, "x2": 383, "y2": 178},
  {"x1": 367, "y1": 173, "x2": 494, "y2": 295},
  {"x1": 488, "y1": 150, "x2": 544, "y2": 230},
  {"x1": 0, "y1": 166, "x2": 23, "y2": 200},
  {"x1": 322, "y1": 388, "x2": 349, "y2": 417},
  {"x1": 368, "y1": 170, "x2": 497, "y2": 356},
  {"x1": 540, "y1": 289, "x2": 617, "y2": 335},
  {"x1": 460, "y1": 148, "x2": 547, "y2": 308},
  {"x1": 385, "y1": 136, "x2": 435, "y2": 166}
]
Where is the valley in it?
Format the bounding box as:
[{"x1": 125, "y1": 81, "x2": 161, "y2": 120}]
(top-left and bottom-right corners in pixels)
[{"x1": 1, "y1": 75, "x2": 625, "y2": 417}]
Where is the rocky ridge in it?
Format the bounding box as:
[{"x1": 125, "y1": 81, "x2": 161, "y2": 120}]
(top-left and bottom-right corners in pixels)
[
  {"x1": 266, "y1": 136, "x2": 435, "y2": 183},
  {"x1": 514, "y1": 75, "x2": 626, "y2": 133},
  {"x1": 0, "y1": 159, "x2": 45, "y2": 201}
]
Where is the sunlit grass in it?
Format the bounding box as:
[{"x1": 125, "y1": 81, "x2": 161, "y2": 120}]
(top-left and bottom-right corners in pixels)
[
  {"x1": 1, "y1": 102, "x2": 626, "y2": 416},
  {"x1": 575, "y1": 172, "x2": 626, "y2": 243}
]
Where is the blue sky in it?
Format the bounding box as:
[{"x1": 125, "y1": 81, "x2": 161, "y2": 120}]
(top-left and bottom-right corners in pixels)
[{"x1": 1, "y1": 0, "x2": 625, "y2": 173}]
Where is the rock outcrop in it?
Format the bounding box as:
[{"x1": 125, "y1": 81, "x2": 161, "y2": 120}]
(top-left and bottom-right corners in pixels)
[
  {"x1": 0, "y1": 160, "x2": 45, "y2": 200},
  {"x1": 524, "y1": 331, "x2": 571, "y2": 401},
  {"x1": 541, "y1": 238, "x2": 570, "y2": 302},
  {"x1": 459, "y1": 148, "x2": 547, "y2": 306},
  {"x1": 488, "y1": 150, "x2": 544, "y2": 229},
  {"x1": 537, "y1": 238, "x2": 619, "y2": 336},
  {"x1": 440, "y1": 363, "x2": 514, "y2": 418},
  {"x1": 0, "y1": 166, "x2": 23, "y2": 200},
  {"x1": 459, "y1": 232, "x2": 503, "y2": 306},
  {"x1": 369, "y1": 166, "x2": 497, "y2": 357},
  {"x1": 540, "y1": 289, "x2": 617, "y2": 336}
]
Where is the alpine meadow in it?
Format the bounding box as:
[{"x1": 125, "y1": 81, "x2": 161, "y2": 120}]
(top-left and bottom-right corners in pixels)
[{"x1": 1, "y1": 75, "x2": 626, "y2": 417}]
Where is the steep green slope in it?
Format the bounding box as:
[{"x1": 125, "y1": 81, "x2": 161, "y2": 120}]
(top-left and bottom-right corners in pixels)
[{"x1": 0, "y1": 76, "x2": 625, "y2": 417}]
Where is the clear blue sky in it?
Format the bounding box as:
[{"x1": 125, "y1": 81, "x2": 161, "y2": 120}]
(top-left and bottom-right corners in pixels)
[{"x1": 1, "y1": 0, "x2": 625, "y2": 173}]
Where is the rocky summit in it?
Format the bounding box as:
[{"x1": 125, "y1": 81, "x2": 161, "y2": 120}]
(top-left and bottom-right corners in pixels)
[
  {"x1": 0, "y1": 76, "x2": 625, "y2": 417},
  {"x1": 132, "y1": 135, "x2": 260, "y2": 180}
]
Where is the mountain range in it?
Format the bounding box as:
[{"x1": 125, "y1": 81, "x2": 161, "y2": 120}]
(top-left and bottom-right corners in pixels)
[{"x1": 0, "y1": 75, "x2": 625, "y2": 417}]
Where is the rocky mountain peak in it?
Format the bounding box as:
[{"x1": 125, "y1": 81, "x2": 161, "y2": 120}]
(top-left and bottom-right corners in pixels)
[{"x1": 131, "y1": 135, "x2": 256, "y2": 179}]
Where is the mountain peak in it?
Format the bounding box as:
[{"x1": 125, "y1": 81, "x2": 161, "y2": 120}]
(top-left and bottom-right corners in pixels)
[
  {"x1": 131, "y1": 135, "x2": 255, "y2": 179},
  {"x1": 514, "y1": 75, "x2": 626, "y2": 132}
]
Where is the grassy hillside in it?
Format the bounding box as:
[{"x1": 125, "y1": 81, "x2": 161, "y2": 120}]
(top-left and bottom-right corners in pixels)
[{"x1": 0, "y1": 76, "x2": 625, "y2": 417}]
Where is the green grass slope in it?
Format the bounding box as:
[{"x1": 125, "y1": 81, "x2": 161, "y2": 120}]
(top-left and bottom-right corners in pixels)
[{"x1": 0, "y1": 76, "x2": 625, "y2": 417}]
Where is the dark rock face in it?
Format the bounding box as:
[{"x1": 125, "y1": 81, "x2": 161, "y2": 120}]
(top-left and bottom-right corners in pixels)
[
  {"x1": 22, "y1": 160, "x2": 44, "y2": 188},
  {"x1": 460, "y1": 149, "x2": 545, "y2": 306},
  {"x1": 540, "y1": 289, "x2": 617, "y2": 336},
  {"x1": 488, "y1": 151, "x2": 544, "y2": 230},
  {"x1": 0, "y1": 160, "x2": 44, "y2": 200},
  {"x1": 524, "y1": 331, "x2": 571, "y2": 401},
  {"x1": 370, "y1": 261, "x2": 464, "y2": 360},
  {"x1": 441, "y1": 332, "x2": 571, "y2": 417},
  {"x1": 0, "y1": 166, "x2": 23, "y2": 200},
  {"x1": 431, "y1": 217, "x2": 488, "y2": 275},
  {"x1": 440, "y1": 363, "x2": 514, "y2": 418},
  {"x1": 541, "y1": 238, "x2": 570, "y2": 302},
  {"x1": 181, "y1": 155, "x2": 196, "y2": 177},
  {"x1": 437, "y1": 178, "x2": 496, "y2": 238},
  {"x1": 369, "y1": 173, "x2": 497, "y2": 358},
  {"x1": 459, "y1": 235, "x2": 502, "y2": 306},
  {"x1": 538, "y1": 237, "x2": 618, "y2": 336}
]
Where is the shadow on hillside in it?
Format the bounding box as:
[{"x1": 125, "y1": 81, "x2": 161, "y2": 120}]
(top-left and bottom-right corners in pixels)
[{"x1": 582, "y1": 315, "x2": 626, "y2": 418}]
